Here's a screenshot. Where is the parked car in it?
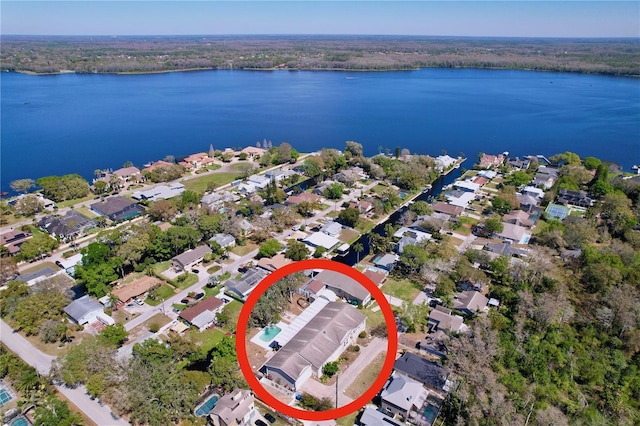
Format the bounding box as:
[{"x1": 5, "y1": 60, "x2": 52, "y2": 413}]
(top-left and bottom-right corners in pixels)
[
  {"x1": 134, "y1": 298, "x2": 144, "y2": 306},
  {"x1": 221, "y1": 297, "x2": 231, "y2": 304},
  {"x1": 180, "y1": 298, "x2": 190, "y2": 305},
  {"x1": 191, "y1": 268, "x2": 200, "y2": 274},
  {"x1": 194, "y1": 292, "x2": 204, "y2": 300},
  {"x1": 256, "y1": 420, "x2": 268, "y2": 426},
  {"x1": 264, "y1": 413, "x2": 276, "y2": 424},
  {"x1": 172, "y1": 307, "x2": 180, "y2": 314}
]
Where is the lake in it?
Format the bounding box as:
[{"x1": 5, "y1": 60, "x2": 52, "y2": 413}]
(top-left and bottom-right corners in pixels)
[{"x1": 2, "y1": 69, "x2": 639, "y2": 193}]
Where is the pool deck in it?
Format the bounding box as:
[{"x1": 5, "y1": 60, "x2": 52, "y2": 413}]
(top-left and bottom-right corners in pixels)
[{"x1": 249, "y1": 321, "x2": 289, "y2": 349}]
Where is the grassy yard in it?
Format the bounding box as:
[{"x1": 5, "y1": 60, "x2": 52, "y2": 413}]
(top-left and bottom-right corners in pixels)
[
  {"x1": 345, "y1": 352, "x2": 386, "y2": 399},
  {"x1": 206, "y1": 264, "x2": 222, "y2": 274},
  {"x1": 362, "y1": 308, "x2": 386, "y2": 331},
  {"x1": 229, "y1": 242, "x2": 257, "y2": 256},
  {"x1": 189, "y1": 327, "x2": 225, "y2": 352},
  {"x1": 222, "y1": 300, "x2": 243, "y2": 325},
  {"x1": 255, "y1": 401, "x2": 290, "y2": 426},
  {"x1": 381, "y1": 276, "x2": 422, "y2": 302},
  {"x1": 337, "y1": 411, "x2": 359, "y2": 426},
  {"x1": 356, "y1": 218, "x2": 376, "y2": 234},
  {"x1": 128, "y1": 313, "x2": 172, "y2": 340},
  {"x1": 172, "y1": 303, "x2": 188, "y2": 311},
  {"x1": 183, "y1": 172, "x2": 239, "y2": 193},
  {"x1": 173, "y1": 272, "x2": 198, "y2": 290},
  {"x1": 73, "y1": 206, "x2": 98, "y2": 218},
  {"x1": 145, "y1": 284, "x2": 177, "y2": 306},
  {"x1": 339, "y1": 228, "x2": 359, "y2": 243},
  {"x1": 369, "y1": 182, "x2": 389, "y2": 196},
  {"x1": 204, "y1": 284, "x2": 223, "y2": 297},
  {"x1": 152, "y1": 260, "x2": 172, "y2": 276},
  {"x1": 56, "y1": 194, "x2": 95, "y2": 208}
]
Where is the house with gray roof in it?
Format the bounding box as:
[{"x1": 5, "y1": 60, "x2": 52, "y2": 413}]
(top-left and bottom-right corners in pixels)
[
  {"x1": 428, "y1": 306, "x2": 466, "y2": 334},
  {"x1": 38, "y1": 210, "x2": 96, "y2": 239},
  {"x1": 358, "y1": 407, "x2": 404, "y2": 426},
  {"x1": 380, "y1": 371, "x2": 427, "y2": 421},
  {"x1": 314, "y1": 269, "x2": 371, "y2": 305},
  {"x1": 321, "y1": 221, "x2": 342, "y2": 237},
  {"x1": 171, "y1": 245, "x2": 212, "y2": 271},
  {"x1": 453, "y1": 291, "x2": 489, "y2": 316},
  {"x1": 262, "y1": 302, "x2": 366, "y2": 390},
  {"x1": 210, "y1": 233, "x2": 236, "y2": 248},
  {"x1": 372, "y1": 253, "x2": 399, "y2": 272},
  {"x1": 131, "y1": 183, "x2": 185, "y2": 202},
  {"x1": 494, "y1": 223, "x2": 531, "y2": 244},
  {"x1": 64, "y1": 295, "x2": 114, "y2": 326},
  {"x1": 224, "y1": 268, "x2": 268, "y2": 300},
  {"x1": 393, "y1": 352, "x2": 449, "y2": 393},
  {"x1": 209, "y1": 389, "x2": 256, "y2": 426},
  {"x1": 91, "y1": 196, "x2": 145, "y2": 222}
]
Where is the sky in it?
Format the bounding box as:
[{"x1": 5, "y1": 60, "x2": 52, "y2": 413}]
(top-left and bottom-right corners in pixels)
[{"x1": 1, "y1": 1, "x2": 638, "y2": 38}]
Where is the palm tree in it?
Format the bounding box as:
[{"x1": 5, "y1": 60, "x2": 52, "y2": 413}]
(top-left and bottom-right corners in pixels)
[
  {"x1": 107, "y1": 292, "x2": 120, "y2": 311},
  {"x1": 353, "y1": 242, "x2": 364, "y2": 264}
]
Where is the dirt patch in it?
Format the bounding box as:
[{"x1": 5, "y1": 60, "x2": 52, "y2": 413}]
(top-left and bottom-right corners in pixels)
[
  {"x1": 246, "y1": 330, "x2": 269, "y2": 371},
  {"x1": 287, "y1": 294, "x2": 310, "y2": 316}
]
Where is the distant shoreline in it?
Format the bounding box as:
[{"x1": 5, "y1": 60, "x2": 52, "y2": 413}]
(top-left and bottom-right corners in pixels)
[{"x1": 11, "y1": 66, "x2": 640, "y2": 78}]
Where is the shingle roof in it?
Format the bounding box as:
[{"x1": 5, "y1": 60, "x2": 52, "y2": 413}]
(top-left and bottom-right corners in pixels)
[
  {"x1": 381, "y1": 372, "x2": 426, "y2": 411},
  {"x1": 64, "y1": 295, "x2": 102, "y2": 322},
  {"x1": 180, "y1": 296, "x2": 223, "y2": 323},
  {"x1": 264, "y1": 302, "x2": 366, "y2": 380},
  {"x1": 393, "y1": 352, "x2": 448, "y2": 390},
  {"x1": 172, "y1": 245, "x2": 212, "y2": 268},
  {"x1": 315, "y1": 270, "x2": 370, "y2": 302}
]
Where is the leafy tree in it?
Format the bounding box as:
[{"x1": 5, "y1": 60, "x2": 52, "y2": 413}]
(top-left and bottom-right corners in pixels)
[
  {"x1": 10, "y1": 178, "x2": 36, "y2": 194},
  {"x1": 39, "y1": 319, "x2": 67, "y2": 343},
  {"x1": 13, "y1": 289, "x2": 70, "y2": 335},
  {"x1": 93, "y1": 180, "x2": 108, "y2": 194},
  {"x1": 260, "y1": 179, "x2": 286, "y2": 205},
  {"x1": 313, "y1": 246, "x2": 326, "y2": 258},
  {"x1": 143, "y1": 164, "x2": 185, "y2": 183},
  {"x1": 491, "y1": 197, "x2": 512, "y2": 215},
  {"x1": 410, "y1": 200, "x2": 433, "y2": 216},
  {"x1": 196, "y1": 214, "x2": 223, "y2": 239},
  {"x1": 506, "y1": 170, "x2": 531, "y2": 186},
  {"x1": 395, "y1": 146, "x2": 400, "y2": 158},
  {"x1": 397, "y1": 244, "x2": 428, "y2": 276},
  {"x1": 323, "y1": 182, "x2": 344, "y2": 200},
  {"x1": 34, "y1": 395, "x2": 84, "y2": 426},
  {"x1": 258, "y1": 239, "x2": 282, "y2": 259},
  {"x1": 36, "y1": 174, "x2": 90, "y2": 202},
  {"x1": 484, "y1": 218, "x2": 504, "y2": 234},
  {"x1": 0, "y1": 254, "x2": 18, "y2": 283},
  {"x1": 338, "y1": 207, "x2": 360, "y2": 228},
  {"x1": 17, "y1": 233, "x2": 60, "y2": 261},
  {"x1": 302, "y1": 156, "x2": 324, "y2": 177},
  {"x1": 97, "y1": 324, "x2": 128, "y2": 347},
  {"x1": 148, "y1": 199, "x2": 177, "y2": 222},
  {"x1": 285, "y1": 240, "x2": 310, "y2": 261},
  {"x1": 345, "y1": 141, "x2": 364, "y2": 157},
  {"x1": 583, "y1": 156, "x2": 601, "y2": 170},
  {"x1": 164, "y1": 226, "x2": 203, "y2": 255},
  {"x1": 322, "y1": 361, "x2": 339, "y2": 377},
  {"x1": 550, "y1": 151, "x2": 581, "y2": 166},
  {"x1": 178, "y1": 190, "x2": 200, "y2": 210}
]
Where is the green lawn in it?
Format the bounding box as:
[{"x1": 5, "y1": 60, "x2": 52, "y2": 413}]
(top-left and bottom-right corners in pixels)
[
  {"x1": 229, "y1": 242, "x2": 257, "y2": 257},
  {"x1": 337, "y1": 412, "x2": 359, "y2": 426},
  {"x1": 206, "y1": 265, "x2": 222, "y2": 274},
  {"x1": 173, "y1": 272, "x2": 198, "y2": 289},
  {"x1": 145, "y1": 284, "x2": 177, "y2": 306},
  {"x1": 381, "y1": 276, "x2": 422, "y2": 302},
  {"x1": 20, "y1": 261, "x2": 61, "y2": 274},
  {"x1": 183, "y1": 172, "x2": 240, "y2": 193},
  {"x1": 369, "y1": 183, "x2": 389, "y2": 195},
  {"x1": 73, "y1": 206, "x2": 97, "y2": 219},
  {"x1": 56, "y1": 194, "x2": 95, "y2": 208},
  {"x1": 152, "y1": 260, "x2": 171, "y2": 276},
  {"x1": 172, "y1": 303, "x2": 187, "y2": 311},
  {"x1": 190, "y1": 328, "x2": 225, "y2": 352},
  {"x1": 356, "y1": 219, "x2": 376, "y2": 234},
  {"x1": 362, "y1": 308, "x2": 386, "y2": 331},
  {"x1": 204, "y1": 284, "x2": 223, "y2": 298}
]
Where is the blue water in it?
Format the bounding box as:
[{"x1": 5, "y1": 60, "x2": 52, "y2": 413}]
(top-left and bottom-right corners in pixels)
[
  {"x1": 10, "y1": 417, "x2": 28, "y2": 426},
  {"x1": 259, "y1": 325, "x2": 282, "y2": 342},
  {"x1": 2, "y1": 69, "x2": 639, "y2": 193},
  {"x1": 421, "y1": 403, "x2": 439, "y2": 424},
  {"x1": 195, "y1": 394, "x2": 218, "y2": 416}
]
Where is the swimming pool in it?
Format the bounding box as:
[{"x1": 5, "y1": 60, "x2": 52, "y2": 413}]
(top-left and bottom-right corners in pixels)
[
  {"x1": 195, "y1": 394, "x2": 219, "y2": 416},
  {"x1": 259, "y1": 325, "x2": 282, "y2": 342},
  {"x1": 10, "y1": 416, "x2": 29, "y2": 426},
  {"x1": 421, "y1": 403, "x2": 439, "y2": 425},
  {"x1": 0, "y1": 384, "x2": 15, "y2": 406}
]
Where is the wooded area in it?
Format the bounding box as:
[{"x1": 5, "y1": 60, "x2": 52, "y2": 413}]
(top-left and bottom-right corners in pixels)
[{"x1": 2, "y1": 35, "x2": 638, "y2": 76}]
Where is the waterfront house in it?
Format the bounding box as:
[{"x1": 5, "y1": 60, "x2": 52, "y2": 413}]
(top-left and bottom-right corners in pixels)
[
  {"x1": 478, "y1": 154, "x2": 505, "y2": 169},
  {"x1": 240, "y1": 146, "x2": 266, "y2": 158},
  {"x1": 372, "y1": 253, "x2": 399, "y2": 272},
  {"x1": 320, "y1": 221, "x2": 342, "y2": 237},
  {"x1": 112, "y1": 166, "x2": 142, "y2": 185},
  {"x1": 435, "y1": 155, "x2": 457, "y2": 172},
  {"x1": 507, "y1": 157, "x2": 531, "y2": 170},
  {"x1": 179, "y1": 152, "x2": 216, "y2": 170},
  {"x1": 556, "y1": 189, "x2": 595, "y2": 208},
  {"x1": 532, "y1": 166, "x2": 559, "y2": 190},
  {"x1": 303, "y1": 232, "x2": 341, "y2": 252},
  {"x1": 431, "y1": 202, "x2": 464, "y2": 218}
]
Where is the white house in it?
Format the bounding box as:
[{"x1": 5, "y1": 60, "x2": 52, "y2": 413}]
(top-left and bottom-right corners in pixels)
[{"x1": 64, "y1": 295, "x2": 115, "y2": 326}]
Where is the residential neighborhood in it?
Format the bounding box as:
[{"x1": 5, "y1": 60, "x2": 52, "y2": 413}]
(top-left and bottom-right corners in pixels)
[{"x1": 1, "y1": 144, "x2": 639, "y2": 426}]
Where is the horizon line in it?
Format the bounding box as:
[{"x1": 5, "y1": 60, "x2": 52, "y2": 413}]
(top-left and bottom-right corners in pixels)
[{"x1": 2, "y1": 33, "x2": 639, "y2": 40}]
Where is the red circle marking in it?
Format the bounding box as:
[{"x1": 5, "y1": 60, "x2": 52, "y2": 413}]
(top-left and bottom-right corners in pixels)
[{"x1": 236, "y1": 259, "x2": 398, "y2": 421}]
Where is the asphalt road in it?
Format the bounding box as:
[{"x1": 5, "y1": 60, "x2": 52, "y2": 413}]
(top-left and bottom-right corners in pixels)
[{"x1": 1, "y1": 319, "x2": 129, "y2": 425}]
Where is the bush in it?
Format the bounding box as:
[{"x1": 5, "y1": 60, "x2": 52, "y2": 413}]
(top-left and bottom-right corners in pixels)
[
  {"x1": 322, "y1": 361, "x2": 339, "y2": 377},
  {"x1": 358, "y1": 331, "x2": 367, "y2": 339},
  {"x1": 349, "y1": 345, "x2": 360, "y2": 352},
  {"x1": 149, "y1": 322, "x2": 160, "y2": 333}
]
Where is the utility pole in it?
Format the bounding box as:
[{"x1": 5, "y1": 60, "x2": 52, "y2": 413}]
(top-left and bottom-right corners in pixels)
[{"x1": 335, "y1": 374, "x2": 339, "y2": 409}]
